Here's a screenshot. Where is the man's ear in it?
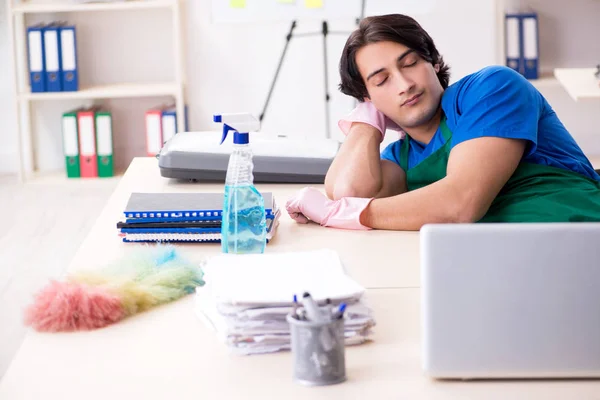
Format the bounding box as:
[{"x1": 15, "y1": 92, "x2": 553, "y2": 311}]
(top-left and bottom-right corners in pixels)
[
  {"x1": 434, "y1": 64, "x2": 440, "y2": 73},
  {"x1": 363, "y1": 97, "x2": 371, "y2": 102}
]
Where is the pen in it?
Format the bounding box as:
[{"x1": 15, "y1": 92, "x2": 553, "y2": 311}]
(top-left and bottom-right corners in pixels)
[
  {"x1": 332, "y1": 303, "x2": 347, "y2": 320},
  {"x1": 302, "y1": 292, "x2": 326, "y2": 322},
  {"x1": 292, "y1": 294, "x2": 299, "y2": 317}
]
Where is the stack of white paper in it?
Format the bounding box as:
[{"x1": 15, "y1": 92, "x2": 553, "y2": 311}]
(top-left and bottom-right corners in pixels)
[{"x1": 194, "y1": 249, "x2": 376, "y2": 355}]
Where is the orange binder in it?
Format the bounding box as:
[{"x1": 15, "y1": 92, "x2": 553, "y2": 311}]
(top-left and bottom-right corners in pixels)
[{"x1": 77, "y1": 108, "x2": 98, "y2": 178}]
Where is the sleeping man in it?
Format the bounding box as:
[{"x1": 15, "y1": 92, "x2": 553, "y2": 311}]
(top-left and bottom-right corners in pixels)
[{"x1": 285, "y1": 14, "x2": 600, "y2": 230}]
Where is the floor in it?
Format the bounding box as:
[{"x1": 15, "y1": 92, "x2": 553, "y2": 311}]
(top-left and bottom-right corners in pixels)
[{"x1": 0, "y1": 173, "x2": 119, "y2": 379}]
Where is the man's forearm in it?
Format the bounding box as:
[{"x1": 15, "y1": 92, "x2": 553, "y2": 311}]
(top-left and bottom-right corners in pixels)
[
  {"x1": 359, "y1": 178, "x2": 473, "y2": 231},
  {"x1": 325, "y1": 123, "x2": 384, "y2": 199}
]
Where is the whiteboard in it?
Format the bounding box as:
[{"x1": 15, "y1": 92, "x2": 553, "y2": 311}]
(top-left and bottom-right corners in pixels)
[{"x1": 211, "y1": 0, "x2": 436, "y2": 24}]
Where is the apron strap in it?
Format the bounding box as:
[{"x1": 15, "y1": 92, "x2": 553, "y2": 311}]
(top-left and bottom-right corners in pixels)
[{"x1": 398, "y1": 116, "x2": 450, "y2": 172}]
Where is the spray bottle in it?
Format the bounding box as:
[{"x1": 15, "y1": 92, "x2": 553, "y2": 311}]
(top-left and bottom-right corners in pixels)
[{"x1": 214, "y1": 113, "x2": 266, "y2": 254}]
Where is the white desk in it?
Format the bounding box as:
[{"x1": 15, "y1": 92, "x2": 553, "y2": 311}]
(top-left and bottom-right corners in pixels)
[
  {"x1": 1, "y1": 157, "x2": 599, "y2": 399},
  {"x1": 49, "y1": 158, "x2": 421, "y2": 290}
]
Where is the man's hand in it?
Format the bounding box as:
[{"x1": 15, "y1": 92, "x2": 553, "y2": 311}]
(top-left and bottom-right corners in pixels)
[
  {"x1": 338, "y1": 101, "x2": 405, "y2": 140},
  {"x1": 325, "y1": 101, "x2": 408, "y2": 201},
  {"x1": 324, "y1": 127, "x2": 407, "y2": 200},
  {"x1": 285, "y1": 187, "x2": 373, "y2": 230}
]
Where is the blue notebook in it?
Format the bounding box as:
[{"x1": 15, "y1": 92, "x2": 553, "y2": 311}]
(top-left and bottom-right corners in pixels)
[
  {"x1": 119, "y1": 216, "x2": 278, "y2": 243},
  {"x1": 124, "y1": 192, "x2": 276, "y2": 223},
  {"x1": 120, "y1": 192, "x2": 279, "y2": 243}
]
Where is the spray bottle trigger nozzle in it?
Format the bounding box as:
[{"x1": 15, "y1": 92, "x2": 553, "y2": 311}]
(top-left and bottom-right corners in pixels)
[{"x1": 220, "y1": 124, "x2": 234, "y2": 145}]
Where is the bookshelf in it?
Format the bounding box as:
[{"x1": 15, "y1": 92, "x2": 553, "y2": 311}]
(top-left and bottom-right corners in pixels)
[
  {"x1": 12, "y1": 0, "x2": 175, "y2": 13},
  {"x1": 7, "y1": 0, "x2": 186, "y2": 181},
  {"x1": 19, "y1": 82, "x2": 181, "y2": 101},
  {"x1": 495, "y1": 0, "x2": 600, "y2": 92},
  {"x1": 495, "y1": 0, "x2": 600, "y2": 158}
]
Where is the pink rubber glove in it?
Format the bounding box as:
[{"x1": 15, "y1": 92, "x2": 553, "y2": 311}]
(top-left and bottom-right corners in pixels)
[
  {"x1": 285, "y1": 187, "x2": 374, "y2": 230},
  {"x1": 338, "y1": 101, "x2": 405, "y2": 141}
]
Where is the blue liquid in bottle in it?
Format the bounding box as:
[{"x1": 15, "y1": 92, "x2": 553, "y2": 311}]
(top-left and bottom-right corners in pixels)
[{"x1": 221, "y1": 139, "x2": 266, "y2": 254}]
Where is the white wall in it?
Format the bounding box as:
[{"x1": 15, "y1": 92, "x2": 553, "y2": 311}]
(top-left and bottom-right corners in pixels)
[
  {"x1": 0, "y1": 2, "x2": 18, "y2": 176},
  {"x1": 6, "y1": 0, "x2": 594, "y2": 175},
  {"x1": 188, "y1": 0, "x2": 499, "y2": 151}
]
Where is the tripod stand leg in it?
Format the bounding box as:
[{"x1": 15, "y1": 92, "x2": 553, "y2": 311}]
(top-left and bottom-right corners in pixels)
[
  {"x1": 322, "y1": 21, "x2": 331, "y2": 139},
  {"x1": 361, "y1": 0, "x2": 366, "y2": 20},
  {"x1": 260, "y1": 20, "x2": 297, "y2": 123}
]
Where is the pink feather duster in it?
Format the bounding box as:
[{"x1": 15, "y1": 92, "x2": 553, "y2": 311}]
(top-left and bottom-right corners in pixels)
[
  {"x1": 24, "y1": 281, "x2": 126, "y2": 332},
  {"x1": 23, "y1": 245, "x2": 204, "y2": 332}
]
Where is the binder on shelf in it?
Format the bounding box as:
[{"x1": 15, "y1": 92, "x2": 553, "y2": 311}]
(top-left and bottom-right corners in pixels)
[
  {"x1": 161, "y1": 105, "x2": 189, "y2": 144},
  {"x1": 27, "y1": 23, "x2": 47, "y2": 93},
  {"x1": 77, "y1": 108, "x2": 98, "y2": 178},
  {"x1": 59, "y1": 25, "x2": 78, "y2": 91},
  {"x1": 145, "y1": 106, "x2": 163, "y2": 156},
  {"x1": 61, "y1": 109, "x2": 81, "y2": 178},
  {"x1": 95, "y1": 110, "x2": 114, "y2": 177},
  {"x1": 504, "y1": 13, "x2": 521, "y2": 74},
  {"x1": 521, "y1": 12, "x2": 539, "y2": 80},
  {"x1": 161, "y1": 106, "x2": 177, "y2": 144},
  {"x1": 43, "y1": 22, "x2": 63, "y2": 92}
]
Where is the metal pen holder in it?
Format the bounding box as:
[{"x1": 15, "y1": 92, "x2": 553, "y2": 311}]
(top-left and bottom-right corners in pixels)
[{"x1": 286, "y1": 313, "x2": 346, "y2": 386}]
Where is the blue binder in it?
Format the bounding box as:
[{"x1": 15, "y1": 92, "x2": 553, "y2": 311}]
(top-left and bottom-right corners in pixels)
[
  {"x1": 43, "y1": 23, "x2": 63, "y2": 92},
  {"x1": 521, "y1": 12, "x2": 539, "y2": 80},
  {"x1": 161, "y1": 106, "x2": 178, "y2": 144},
  {"x1": 161, "y1": 105, "x2": 189, "y2": 143},
  {"x1": 504, "y1": 13, "x2": 521, "y2": 74},
  {"x1": 27, "y1": 24, "x2": 46, "y2": 93},
  {"x1": 59, "y1": 25, "x2": 78, "y2": 91}
]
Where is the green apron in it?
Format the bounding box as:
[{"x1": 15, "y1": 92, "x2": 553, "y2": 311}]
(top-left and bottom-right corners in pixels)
[{"x1": 398, "y1": 118, "x2": 600, "y2": 222}]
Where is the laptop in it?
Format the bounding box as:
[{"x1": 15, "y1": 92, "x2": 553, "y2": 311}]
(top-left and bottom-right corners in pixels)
[{"x1": 420, "y1": 223, "x2": 600, "y2": 379}]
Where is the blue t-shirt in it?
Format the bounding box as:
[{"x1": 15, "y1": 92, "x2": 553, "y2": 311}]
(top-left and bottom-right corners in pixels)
[{"x1": 381, "y1": 65, "x2": 600, "y2": 181}]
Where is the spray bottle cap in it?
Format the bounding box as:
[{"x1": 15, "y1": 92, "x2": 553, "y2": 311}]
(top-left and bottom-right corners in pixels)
[{"x1": 213, "y1": 113, "x2": 260, "y2": 145}]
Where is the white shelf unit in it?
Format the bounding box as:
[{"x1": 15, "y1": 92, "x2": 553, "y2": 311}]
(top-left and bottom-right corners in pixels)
[
  {"x1": 493, "y1": 0, "x2": 560, "y2": 91},
  {"x1": 554, "y1": 68, "x2": 600, "y2": 102},
  {"x1": 7, "y1": 0, "x2": 187, "y2": 181},
  {"x1": 495, "y1": 0, "x2": 600, "y2": 95},
  {"x1": 12, "y1": 0, "x2": 175, "y2": 13},
  {"x1": 19, "y1": 82, "x2": 181, "y2": 101},
  {"x1": 494, "y1": 0, "x2": 600, "y2": 158}
]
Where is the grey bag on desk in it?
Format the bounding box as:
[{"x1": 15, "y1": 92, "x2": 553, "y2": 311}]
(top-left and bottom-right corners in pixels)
[{"x1": 157, "y1": 131, "x2": 339, "y2": 183}]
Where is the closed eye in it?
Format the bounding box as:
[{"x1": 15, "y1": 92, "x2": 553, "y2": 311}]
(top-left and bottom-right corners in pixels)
[{"x1": 375, "y1": 77, "x2": 388, "y2": 87}]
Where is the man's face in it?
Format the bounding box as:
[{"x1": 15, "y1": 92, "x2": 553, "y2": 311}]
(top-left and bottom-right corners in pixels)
[{"x1": 356, "y1": 40, "x2": 444, "y2": 130}]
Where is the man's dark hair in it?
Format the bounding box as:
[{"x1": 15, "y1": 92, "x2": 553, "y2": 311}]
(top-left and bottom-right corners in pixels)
[{"x1": 339, "y1": 14, "x2": 450, "y2": 101}]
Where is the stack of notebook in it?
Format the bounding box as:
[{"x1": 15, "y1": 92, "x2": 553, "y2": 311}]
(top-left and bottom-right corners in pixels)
[
  {"x1": 118, "y1": 192, "x2": 280, "y2": 243},
  {"x1": 194, "y1": 249, "x2": 376, "y2": 355}
]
